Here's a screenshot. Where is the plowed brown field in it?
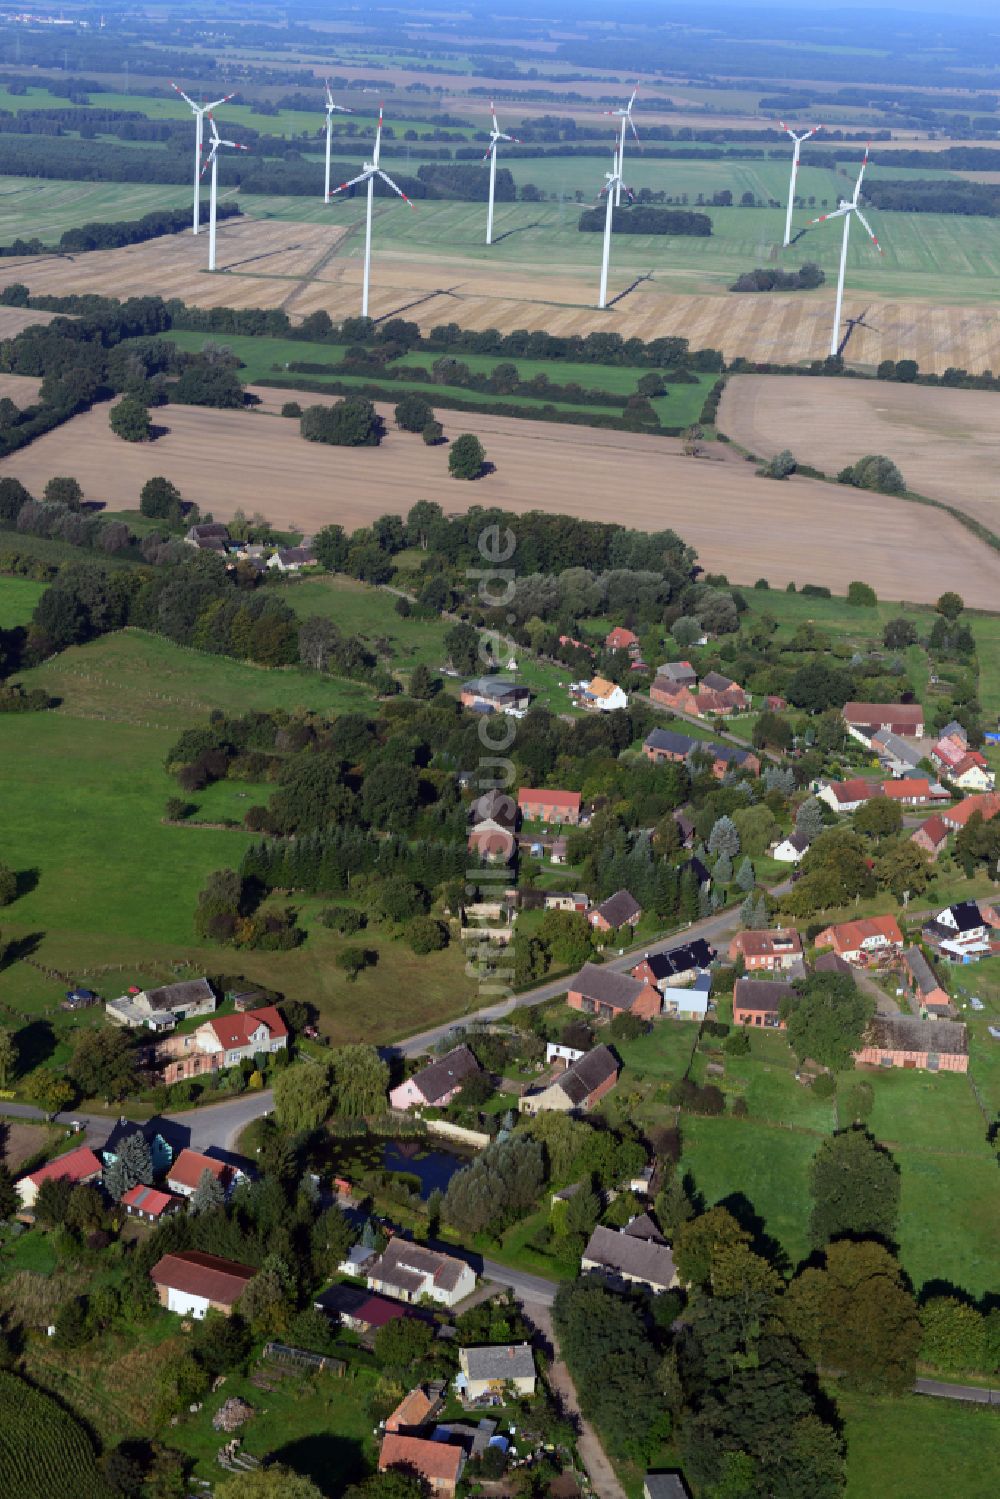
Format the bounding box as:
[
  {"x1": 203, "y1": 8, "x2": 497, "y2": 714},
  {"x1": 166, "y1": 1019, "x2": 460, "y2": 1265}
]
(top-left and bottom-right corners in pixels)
[
  {"x1": 3, "y1": 396, "x2": 998, "y2": 607},
  {"x1": 4, "y1": 216, "x2": 998, "y2": 374},
  {"x1": 718, "y1": 374, "x2": 1000, "y2": 536}
]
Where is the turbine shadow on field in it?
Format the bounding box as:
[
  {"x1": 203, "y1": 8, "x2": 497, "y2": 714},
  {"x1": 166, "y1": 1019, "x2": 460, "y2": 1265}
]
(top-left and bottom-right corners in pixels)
[
  {"x1": 489, "y1": 219, "x2": 544, "y2": 244},
  {"x1": 218, "y1": 241, "x2": 305, "y2": 272},
  {"x1": 373, "y1": 286, "x2": 461, "y2": 323},
  {"x1": 606, "y1": 271, "x2": 652, "y2": 309},
  {"x1": 787, "y1": 227, "x2": 811, "y2": 247}
]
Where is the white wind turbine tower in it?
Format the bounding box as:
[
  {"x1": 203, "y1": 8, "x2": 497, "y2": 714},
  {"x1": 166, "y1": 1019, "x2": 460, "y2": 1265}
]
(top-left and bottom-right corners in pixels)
[
  {"x1": 597, "y1": 144, "x2": 633, "y2": 310},
  {"x1": 329, "y1": 104, "x2": 415, "y2": 318},
  {"x1": 483, "y1": 100, "x2": 519, "y2": 246},
  {"x1": 201, "y1": 114, "x2": 248, "y2": 272},
  {"x1": 604, "y1": 82, "x2": 640, "y2": 206},
  {"x1": 171, "y1": 82, "x2": 234, "y2": 234},
  {"x1": 780, "y1": 119, "x2": 823, "y2": 247},
  {"x1": 322, "y1": 80, "x2": 351, "y2": 203},
  {"x1": 807, "y1": 145, "x2": 882, "y2": 357}
]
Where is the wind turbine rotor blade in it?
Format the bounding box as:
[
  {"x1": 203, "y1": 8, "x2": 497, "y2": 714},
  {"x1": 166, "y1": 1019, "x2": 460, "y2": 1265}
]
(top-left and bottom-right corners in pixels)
[
  {"x1": 377, "y1": 170, "x2": 415, "y2": 207},
  {"x1": 171, "y1": 82, "x2": 197, "y2": 110},
  {"x1": 629, "y1": 116, "x2": 640, "y2": 145},
  {"x1": 205, "y1": 93, "x2": 233, "y2": 112},
  {"x1": 854, "y1": 207, "x2": 882, "y2": 252},
  {"x1": 807, "y1": 205, "x2": 850, "y2": 225},
  {"x1": 330, "y1": 169, "x2": 374, "y2": 195},
  {"x1": 199, "y1": 147, "x2": 218, "y2": 179}
]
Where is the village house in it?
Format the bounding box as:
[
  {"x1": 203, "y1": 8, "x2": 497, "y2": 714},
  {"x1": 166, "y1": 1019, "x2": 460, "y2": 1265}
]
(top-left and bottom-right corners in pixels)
[
  {"x1": 941, "y1": 792, "x2": 1000, "y2": 831},
  {"x1": 16, "y1": 1144, "x2": 103, "y2": 1213},
  {"x1": 579, "y1": 675, "x2": 630, "y2": 712},
  {"x1": 854, "y1": 1014, "x2": 969, "y2": 1073},
  {"x1": 843, "y1": 701, "x2": 925, "y2": 746},
  {"x1": 466, "y1": 816, "x2": 517, "y2": 864},
  {"x1": 539, "y1": 890, "x2": 590, "y2": 914},
  {"x1": 643, "y1": 727, "x2": 700, "y2": 763},
  {"x1": 589, "y1": 888, "x2": 643, "y2": 932},
  {"x1": 520, "y1": 1044, "x2": 621, "y2": 1115},
  {"x1": 389, "y1": 1045, "x2": 481, "y2": 1112},
  {"x1": 729, "y1": 929, "x2": 803, "y2": 973},
  {"x1": 871, "y1": 728, "x2": 924, "y2": 777},
  {"x1": 106, "y1": 976, "x2": 217, "y2": 1032},
  {"x1": 644, "y1": 1477, "x2": 690, "y2": 1499},
  {"x1": 185, "y1": 522, "x2": 231, "y2": 552},
  {"x1": 581, "y1": 1217, "x2": 678, "y2": 1295},
  {"x1": 379, "y1": 1434, "x2": 464, "y2": 1496},
  {"x1": 881, "y1": 777, "x2": 933, "y2": 806},
  {"x1": 460, "y1": 676, "x2": 531, "y2": 717},
  {"x1": 632, "y1": 938, "x2": 715, "y2": 991},
  {"x1": 367, "y1": 1238, "x2": 476, "y2": 1309},
  {"x1": 911, "y1": 814, "x2": 949, "y2": 861},
  {"x1": 457, "y1": 1344, "x2": 537, "y2": 1401},
  {"x1": 384, "y1": 1386, "x2": 443, "y2": 1435},
  {"x1": 568, "y1": 964, "x2": 661, "y2": 1021},
  {"x1": 143, "y1": 1004, "x2": 288, "y2": 1086},
  {"x1": 266, "y1": 545, "x2": 318, "y2": 573},
  {"x1": 902, "y1": 948, "x2": 954, "y2": 1017},
  {"x1": 314, "y1": 1284, "x2": 422, "y2": 1339},
  {"x1": 771, "y1": 830, "x2": 811, "y2": 863},
  {"x1": 151, "y1": 1250, "x2": 256, "y2": 1319},
  {"x1": 817, "y1": 778, "x2": 875, "y2": 814},
  {"x1": 166, "y1": 1148, "x2": 243, "y2": 1199},
  {"x1": 516, "y1": 787, "x2": 582, "y2": 825},
  {"x1": 120, "y1": 1184, "x2": 183, "y2": 1223},
  {"x1": 732, "y1": 977, "x2": 790, "y2": 1029},
  {"x1": 814, "y1": 914, "x2": 904, "y2": 966},
  {"x1": 605, "y1": 625, "x2": 640, "y2": 655},
  {"x1": 922, "y1": 901, "x2": 991, "y2": 961},
  {"x1": 660, "y1": 972, "x2": 712, "y2": 1020},
  {"x1": 546, "y1": 1040, "x2": 587, "y2": 1067},
  {"x1": 930, "y1": 732, "x2": 995, "y2": 791},
  {"x1": 656, "y1": 660, "x2": 697, "y2": 687}
]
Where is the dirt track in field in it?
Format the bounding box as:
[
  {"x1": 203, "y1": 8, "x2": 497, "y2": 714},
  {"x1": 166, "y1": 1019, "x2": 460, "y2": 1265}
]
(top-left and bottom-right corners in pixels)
[
  {"x1": 4, "y1": 215, "x2": 999, "y2": 375},
  {"x1": 718, "y1": 374, "x2": 1000, "y2": 536},
  {"x1": 2, "y1": 396, "x2": 998, "y2": 607}
]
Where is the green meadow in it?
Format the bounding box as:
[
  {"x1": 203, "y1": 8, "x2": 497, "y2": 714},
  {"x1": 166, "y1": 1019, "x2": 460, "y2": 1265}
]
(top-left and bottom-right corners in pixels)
[
  {"x1": 0, "y1": 176, "x2": 194, "y2": 244},
  {"x1": 0, "y1": 575, "x2": 44, "y2": 627},
  {"x1": 839, "y1": 1392, "x2": 998, "y2": 1499}
]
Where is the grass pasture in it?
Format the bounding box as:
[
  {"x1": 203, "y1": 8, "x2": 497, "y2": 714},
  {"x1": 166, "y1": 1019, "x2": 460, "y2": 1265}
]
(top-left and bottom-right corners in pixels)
[
  {"x1": 0, "y1": 175, "x2": 194, "y2": 245},
  {"x1": 0, "y1": 574, "x2": 45, "y2": 626},
  {"x1": 839, "y1": 1391, "x2": 999, "y2": 1499},
  {"x1": 0, "y1": 628, "x2": 472, "y2": 1040}
]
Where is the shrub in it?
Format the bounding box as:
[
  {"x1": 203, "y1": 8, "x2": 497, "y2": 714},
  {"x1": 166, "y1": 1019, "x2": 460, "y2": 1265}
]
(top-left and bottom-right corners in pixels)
[
  {"x1": 300, "y1": 397, "x2": 384, "y2": 446},
  {"x1": 448, "y1": 432, "x2": 486, "y2": 479},
  {"x1": 812, "y1": 1071, "x2": 836, "y2": 1099},
  {"x1": 760, "y1": 449, "x2": 797, "y2": 480},
  {"x1": 281, "y1": 401, "x2": 302, "y2": 418},
  {"x1": 395, "y1": 393, "x2": 434, "y2": 432},
  {"x1": 405, "y1": 916, "x2": 448, "y2": 955},
  {"x1": 847, "y1": 581, "x2": 878, "y2": 608},
  {"x1": 723, "y1": 1027, "x2": 750, "y2": 1056},
  {"x1": 109, "y1": 395, "x2": 151, "y2": 442},
  {"x1": 318, "y1": 905, "x2": 367, "y2": 935},
  {"x1": 837, "y1": 453, "x2": 906, "y2": 495},
  {"x1": 422, "y1": 419, "x2": 445, "y2": 445}
]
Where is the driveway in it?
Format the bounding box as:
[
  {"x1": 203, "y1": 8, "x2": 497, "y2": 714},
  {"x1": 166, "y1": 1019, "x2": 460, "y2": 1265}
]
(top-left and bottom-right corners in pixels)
[{"x1": 914, "y1": 1377, "x2": 998, "y2": 1404}]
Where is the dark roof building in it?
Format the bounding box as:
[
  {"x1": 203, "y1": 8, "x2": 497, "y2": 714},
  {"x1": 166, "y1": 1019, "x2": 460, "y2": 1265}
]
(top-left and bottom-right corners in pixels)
[
  {"x1": 567, "y1": 964, "x2": 662, "y2": 1018},
  {"x1": 151, "y1": 1250, "x2": 255, "y2": 1309},
  {"x1": 581, "y1": 1223, "x2": 678, "y2": 1292},
  {"x1": 520, "y1": 1044, "x2": 621, "y2": 1115},
  {"x1": 644, "y1": 728, "x2": 700, "y2": 759},
  {"x1": 590, "y1": 889, "x2": 642, "y2": 929},
  {"x1": 634, "y1": 939, "x2": 715, "y2": 986},
  {"x1": 393, "y1": 1045, "x2": 481, "y2": 1109}
]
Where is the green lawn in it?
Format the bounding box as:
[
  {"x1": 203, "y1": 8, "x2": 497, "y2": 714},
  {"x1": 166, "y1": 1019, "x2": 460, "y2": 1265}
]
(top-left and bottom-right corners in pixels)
[
  {"x1": 0, "y1": 173, "x2": 194, "y2": 244},
  {"x1": 0, "y1": 629, "x2": 474, "y2": 1041},
  {"x1": 839, "y1": 1390, "x2": 999, "y2": 1499},
  {"x1": 613, "y1": 1020, "x2": 700, "y2": 1080},
  {"x1": 854, "y1": 1066, "x2": 992, "y2": 1158},
  {"x1": 0, "y1": 574, "x2": 45, "y2": 626},
  {"x1": 892, "y1": 1147, "x2": 999, "y2": 1298}
]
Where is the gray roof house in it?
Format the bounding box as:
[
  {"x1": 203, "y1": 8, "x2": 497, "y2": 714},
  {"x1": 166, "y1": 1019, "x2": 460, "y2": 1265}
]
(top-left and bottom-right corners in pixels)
[
  {"x1": 656, "y1": 661, "x2": 697, "y2": 687},
  {"x1": 581, "y1": 1222, "x2": 678, "y2": 1293},
  {"x1": 644, "y1": 1476, "x2": 690, "y2": 1499},
  {"x1": 590, "y1": 889, "x2": 643, "y2": 930},
  {"x1": 106, "y1": 977, "x2": 216, "y2": 1031},
  {"x1": 519, "y1": 1044, "x2": 620, "y2": 1115},
  {"x1": 457, "y1": 1344, "x2": 536, "y2": 1398},
  {"x1": 366, "y1": 1238, "x2": 476, "y2": 1308}
]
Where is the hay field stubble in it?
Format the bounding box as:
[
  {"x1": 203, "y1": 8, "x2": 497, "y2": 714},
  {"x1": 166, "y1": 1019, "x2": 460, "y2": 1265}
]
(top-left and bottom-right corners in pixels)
[
  {"x1": 719, "y1": 374, "x2": 1000, "y2": 535},
  {"x1": 3, "y1": 396, "x2": 999, "y2": 607}
]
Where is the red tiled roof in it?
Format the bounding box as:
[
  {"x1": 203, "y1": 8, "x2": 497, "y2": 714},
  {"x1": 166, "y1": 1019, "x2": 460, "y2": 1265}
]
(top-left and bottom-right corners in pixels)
[
  {"x1": 385, "y1": 1387, "x2": 436, "y2": 1432},
  {"x1": 22, "y1": 1145, "x2": 102, "y2": 1189},
  {"x1": 943, "y1": 793, "x2": 1000, "y2": 829},
  {"x1": 380, "y1": 1433, "x2": 463, "y2": 1484},
  {"x1": 121, "y1": 1183, "x2": 179, "y2": 1217},
  {"x1": 206, "y1": 1004, "x2": 287, "y2": 1051},
  {"x1": 882, "y1": 778, "x2": 931, "y2": 800},
  {"x1": 517, "y1": 788, "x2": 581, "y2": 810},
  {"x1": 605, "y1": 627, "x2": 638, "y2": 649},
  {"x1": 912, "y1": 815, "x2": 948, "y2": 847},
  {"x1": 167, "y1": 1149, "x2": 231, "y2": 1192},
  {"x1": 844, "y1": 702, "x2": 924, "y2": 726},
  {"x1": 151, "y1": 1250, "x2": 255, "y2": 1306},
  {"x1": 819, "y1": 914, "x2": 903, "y2": 952},
  {"x1": 732, "y1": 929, "x2": 802, "y2": 957},
  {"x1": 830, "y1": 778, "x2": 873, "y2": 803}
]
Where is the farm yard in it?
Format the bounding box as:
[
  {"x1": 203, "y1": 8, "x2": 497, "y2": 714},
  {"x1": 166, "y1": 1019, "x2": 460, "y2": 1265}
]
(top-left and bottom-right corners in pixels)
[
  {"x1": 719, "y1": 374, "x2": 1000, "y2": 537},
  {"x1": 4, "y1": 394, "x2": 1000, "y2": 605}
]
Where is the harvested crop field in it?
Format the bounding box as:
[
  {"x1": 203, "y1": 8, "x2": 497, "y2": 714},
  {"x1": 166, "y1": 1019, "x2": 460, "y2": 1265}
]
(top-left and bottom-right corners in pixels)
[
  {"x1": 0, "y1": 372, "x2": 41, "y2": 403},
  {"x1": 5, "y1": 208, "x2": 1000, "y2": 373},
  {"x1": 3, "y1": 396, "x2": 998, "y2": 607},
  {"x1": 0, "y1": 306, "x2": 55, "y2": 338},
  {"x1": 719, "y1": 375, "x2": 1000, "y2": 536}
]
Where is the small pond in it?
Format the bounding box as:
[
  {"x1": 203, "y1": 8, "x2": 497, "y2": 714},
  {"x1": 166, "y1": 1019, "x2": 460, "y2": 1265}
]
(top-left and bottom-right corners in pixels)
[{"x1": 330, "y1": 1134, "x2": 475, "y2": 1199}]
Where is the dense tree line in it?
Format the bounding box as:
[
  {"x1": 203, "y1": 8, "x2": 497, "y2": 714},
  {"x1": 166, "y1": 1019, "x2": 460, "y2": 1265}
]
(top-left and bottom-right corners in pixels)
[
  {"x1": 863, "y1": 178, "x2": 1000, "y2": 216},
  {"x1": 577, "y1": 204, "x2": 713, "y2": 236},
  {"x1": 731, "y1": 263, "x2": 825, "y2": 292}
]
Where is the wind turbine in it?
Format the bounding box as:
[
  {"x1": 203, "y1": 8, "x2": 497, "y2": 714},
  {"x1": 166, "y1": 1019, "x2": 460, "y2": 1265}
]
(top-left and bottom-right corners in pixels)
[
  {"x1": 807, "y1": 146, "x2": 882, "y2": 358},
  {"x1": 597, "y1": 144, "x2": 633, "y2": 311},
  {"x1": 329, "y1": 104, "x2": 415, "y2": 318},
  {"x1": 779, "y1": 119, "x2": 822, "y2": 248},
  {"x1": 171, "y1": 82, "x2": 234, "y2": 234},
  {"x1": 483, "y1": 100, "x2": 519, "y2": 246},
  {"x1": 322, "y1": 80, "x2": 351, "y2": 203},
  {"x1": 604, "y1": 83, "x2": 639, "y2": 206},
  {"x1": 200, "y1": 114, "x2": 248, "y2": 272}
]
